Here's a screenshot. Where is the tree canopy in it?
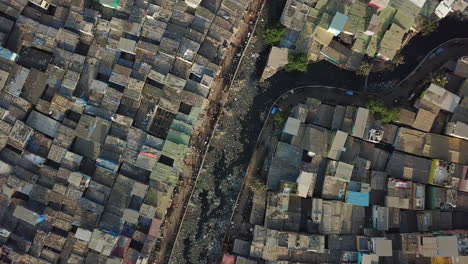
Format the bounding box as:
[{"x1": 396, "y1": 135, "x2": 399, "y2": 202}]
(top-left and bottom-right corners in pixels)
[
  {"x1": 392, "y1": 54, "x2": 405, "y2": 66},
  {"x1": 366, "y1": 100, "x2": 400, "y2": 123},
  {"x1": 263, "y1": 24, "x2": 286, "y2": 45},
  {"x1": 431, "y1": 74, "x2": 448, "y2": 87},
  {"x1": 285, "y1": 53, "x2": 309, "y2": 72},
  {"x1": 274, "y1": 112, "x2": 288, "y2": 129},
  {"x1": 421, "y1": 19, "x2": 439, "y2": 37},
  {"x1": 356, "y1": 61, "x2": 372, "y2": 76}
]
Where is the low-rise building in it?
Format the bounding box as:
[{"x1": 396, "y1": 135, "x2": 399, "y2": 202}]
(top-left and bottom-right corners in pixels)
[
  {"x1": 418, "y1": 235, "x2": 459, "y2": 257},
  {"x1": 455, "y1": 57, "x2": 468, "y2": 79},
  {"x1": 250, "y1": 225, "x2": 325, "y2": 261},
  {"x1": 445, "y1": 120, "x2": 468, "y2": 140},
  {"x1": 261, "y1": 47, "x2": 289, "y2": 81},
  {"x1": 428, "y1": 159, "x2": 456, "y2": 187},
  {"x1": 435, "y1": 0, "x2": 455, "y2": 19},
  {"x1": 328, "y1": 12, "x2": 349, "y2": 36},
  {"x1": 457, "y1": 166, "x2": 468, "y2": 192},
  {"x1": 327, "y1": 130, "x2": 348, "y2": 160},
  {"x1": 418, "y1": 83, "x2": 461, "y2": 113},
  {"x1": 351, "y1": 107, "x2": 369, "y2": 139}
]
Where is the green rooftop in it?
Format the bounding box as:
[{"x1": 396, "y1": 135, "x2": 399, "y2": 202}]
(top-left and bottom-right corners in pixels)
[
  {"x1": 366, "y1": 36, "x2": 378, "y2": 57},
  {"x1": 325, "y1": 0, "x2": 346, "y2": 14},
  {"x1": 99, "y1": 0, "x2": 119, "y2": 8},
  {"x1": 296, "y1": 21, "x2": 315, "y2": 52},
  {"x1": 343, "y1": 0, "x2": 370, "y2": 35},
  {"x1": 170, "y1": 119, "x2": 193, "y2": 135},
  {"x1": 162, "y1": 140, "x2": 187, "y2": 168},
  {"x1": 352, "y1": 32, "x2": 371, "y2": 53},
  {"x1": 318, "y1": 12, "x2": 333, "y2": 29},
  {"x1": 393, "y1": 10, "x2": 415, "y2": 31},
  {"x1": 420, "y1": 0, "x2": 439, "y2": 17},
  {"x1": 375, "y1": 6, "x2": 397, "y2": 42},
  {"x1": 389, "y1": 0, "x2": 423, "y2": 18},
  {"x1": 315, "y1": 0, "x2": 330, "y2": 11},
  {"x1": 166, "y1": 129, "x2": 190, "y2": 146},
  {"x1": 150, "y1": 162, "x2": 178, "y2": 185}
]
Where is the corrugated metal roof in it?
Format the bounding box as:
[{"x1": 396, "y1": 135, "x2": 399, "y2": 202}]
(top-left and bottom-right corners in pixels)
[
  {"x1": 283, "y1": 117, "x2": 301, "y2": 136},
  {"x1": 26, "y1": 110, "x2": 61, "y2": 138},
  {"x1": 351, "y1": 107, "x2": 369, "y2": 139},
  {"x1": 328, "y1": 12, "x2": 348, "y2": 36},
  {"x1": 346, "y1": 191, "x2": 369, "y2": 206}
]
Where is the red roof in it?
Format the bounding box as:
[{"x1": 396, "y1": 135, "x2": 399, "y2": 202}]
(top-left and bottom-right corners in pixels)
[
  {"x1": 220, "y1": 253, "x2": 236, "y2": 264},
  {"x1": 148, "y1": 218, "x2": 162, "y2": 238},
  {"x1": 140, "y1": 151, "x2": 158, "y2": 159}
]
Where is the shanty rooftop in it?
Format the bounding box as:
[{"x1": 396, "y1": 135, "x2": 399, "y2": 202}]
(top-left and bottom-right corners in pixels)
[{"x1": 0, "y1": 0, "x2": 255, "y2": 262}]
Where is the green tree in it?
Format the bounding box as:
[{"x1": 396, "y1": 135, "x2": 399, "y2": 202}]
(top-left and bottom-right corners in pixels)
[
  {"x1": 365, "y1": 100, "x2": 400, "y2": 123},
  {"x1": 431, "y1": 74, "x2": 448, "y2": 87},
  {"x1": 380, "y1": 108, "x2": 400, "y2": 123},
  {"x1": 285, "y1": 53, "x2": 309, "y2": 72},
  {"x1": 273, "y1": 112, "x2": 287, "y2": 129},
  {"x1": 421, "y1": 19, "x2": 439, "y2": 37},
  {"x1": 366, "y1": 100, "x2": 386, "y2": 112},
  {"x1": 392, "y1": 54, "x2": 405, "y2": 66},
  {"x1": 356, "y1": 61, "x2": 372, "y2": 76},
  {"x1": 263, "y1": 24, "x2": 286, "y2": 45}
]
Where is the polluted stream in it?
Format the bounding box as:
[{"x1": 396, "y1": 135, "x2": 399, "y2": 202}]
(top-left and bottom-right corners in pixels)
[{"x1": 168, "y1": 3, "x2": 468, "y2": 263}]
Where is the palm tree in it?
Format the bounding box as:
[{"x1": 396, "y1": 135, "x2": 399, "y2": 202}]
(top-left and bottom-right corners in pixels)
[
  {"x1": 393, "y1": 54, "x2": 405, "y2": 66},
  {"x1": 421, "y1": 19, "x2": 439, "y2": 37},
  {"x1": 357, "y1": 62, "x2": 372, "y2": 76},
  {"x1": 430, "y1": 74, "x2": 448, "y2": 87},
  {"x1": 357, "y1": 61, "x2": 372, "y2": 91}
]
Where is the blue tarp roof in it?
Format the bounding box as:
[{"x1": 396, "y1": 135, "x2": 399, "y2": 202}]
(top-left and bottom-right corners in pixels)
[
  {"x1": 346, "y1": 191, "x2": 369, "y2": 207},
  {"x1": 0, "y1": 47, "x2": 18, "y2": 61},
  {"x1": 329, "y1": 12, "x2": 349, "y2": 36}
]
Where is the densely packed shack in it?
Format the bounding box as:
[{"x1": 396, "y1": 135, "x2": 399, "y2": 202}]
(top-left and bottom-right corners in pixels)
[
  {"x1": 224, "y1": 55, "x2": 468, "y2": 263},
  {"x1": 0, "y1": 0, "x2": 254, "y2": 263}
]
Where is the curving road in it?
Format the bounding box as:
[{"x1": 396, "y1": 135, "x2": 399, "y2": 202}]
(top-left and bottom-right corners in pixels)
[
  {"x1": 169, "y1": 10, "x2": 468, "y2": 263},
  {"x1": 221, "y1": 32, "x2": 468, "y2": 264}
]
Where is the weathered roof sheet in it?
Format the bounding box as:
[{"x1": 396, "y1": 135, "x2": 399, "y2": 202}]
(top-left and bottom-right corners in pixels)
[
  {"x1": 378, "y1": 23, "x2": 405, "y2": 60},
  {"x1": 386, "y1": 151, "x2": 431, "y2": 183},
  {"x1": 335, "y1": 162, "x2": 354, "y2": 182},
  {"x1": 420, "y1": 83, "x2": 461, "y2": 113},
  {"x1": 327, "y1": 130, "x2": 348, "y2": 160},
  {"x1": 26, "y1": 110, "x2": 61, "y2": 138},
  {"x1": 320, "y1": 40, "x2": 352, "y2": 65},
  {"x1": 296, "y1": 171, "x2": 315, "y2": 198},
  {"x1": 328, "y1": 12, "x2": 348, "y2": 36},
  {"x1": 283, "y1": 117, "x2": 301, "y2": 136},
  {"x1": 351, "y1": 107, "x2": 369, "y2": 139},
  {"x1": 412, "y1": 108, "x2": 438, "y2": 132}
]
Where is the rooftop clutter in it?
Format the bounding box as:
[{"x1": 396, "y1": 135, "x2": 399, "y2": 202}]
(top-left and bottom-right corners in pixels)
[
  {"x1": 264, "y1": 0, "x2": 468, "y2": 74},
  {"x1": 0, "y1": 0, "x2": 254, "y2": 262},
  {"x1": 234, "y1": 93, "x2": 468, "y2": 263}
]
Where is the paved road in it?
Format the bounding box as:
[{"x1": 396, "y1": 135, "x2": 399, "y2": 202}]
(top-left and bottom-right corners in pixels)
[
  {"x1": 262, "y1": 38, "x2": 468, "y2": 109},
  {"x1": 389, "y1": 39, "x2": 468, "y2": 100},
  {"x1": 222, "y1": 37, "x2": 468, "y2": 260},
  {"x1": 170, "y1": 7, "x2": 468, "y2": 262}
]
